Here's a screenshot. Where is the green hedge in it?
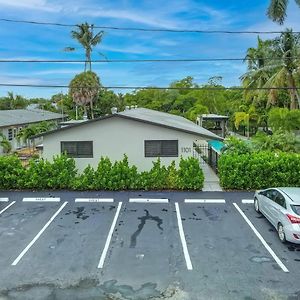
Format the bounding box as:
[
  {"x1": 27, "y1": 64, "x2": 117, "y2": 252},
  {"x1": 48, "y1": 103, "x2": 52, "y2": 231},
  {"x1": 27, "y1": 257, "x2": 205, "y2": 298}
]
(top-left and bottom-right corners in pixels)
[
  {"x1": 218, "y1": 151, "x2": 300, "y2": 190},
  {"x1": 0, "y1": 155, "x2": 204, "y2": 191}
]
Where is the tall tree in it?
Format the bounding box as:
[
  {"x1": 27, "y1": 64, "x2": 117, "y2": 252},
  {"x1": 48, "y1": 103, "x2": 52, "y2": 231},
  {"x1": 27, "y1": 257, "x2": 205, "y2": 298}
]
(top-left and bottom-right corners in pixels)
[
  {"x1": 67, "y1": 22, "x2": 104, "y2": 71},
  {"x1": 69, "y1": 71, "x2": 101, "y2": 119},
  {"x1": 264, "y1": 29, "x2": 300, "y2": 109},
  {"x1": 267, "y1": 0, "x2": 300, "y2": 24}
]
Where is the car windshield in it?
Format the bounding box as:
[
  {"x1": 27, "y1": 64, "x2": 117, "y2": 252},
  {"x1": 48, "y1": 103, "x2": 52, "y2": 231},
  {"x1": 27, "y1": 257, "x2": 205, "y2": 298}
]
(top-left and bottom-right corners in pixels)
[{"x1": 291, "y1": 205, "x2": 300, "y2": 216}]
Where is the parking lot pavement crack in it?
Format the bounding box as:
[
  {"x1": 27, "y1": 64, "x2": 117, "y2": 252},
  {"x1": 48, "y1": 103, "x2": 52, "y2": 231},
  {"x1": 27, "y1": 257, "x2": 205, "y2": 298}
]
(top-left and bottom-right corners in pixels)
[{"x1": 130, "y1": 209, "x2": 163, "y2": 248}]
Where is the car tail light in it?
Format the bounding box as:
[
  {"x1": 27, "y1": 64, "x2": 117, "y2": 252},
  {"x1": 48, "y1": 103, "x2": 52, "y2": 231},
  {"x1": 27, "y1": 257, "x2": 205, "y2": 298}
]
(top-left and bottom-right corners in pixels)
[{"x1": 286, "y1": 214, "x2": 300, "y2": 224}]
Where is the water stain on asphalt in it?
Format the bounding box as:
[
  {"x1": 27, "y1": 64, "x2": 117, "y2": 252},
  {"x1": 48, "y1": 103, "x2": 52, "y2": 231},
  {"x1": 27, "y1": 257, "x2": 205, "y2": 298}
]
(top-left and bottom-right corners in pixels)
[
  {"x1": 268, "y1": 228, "x2": 274, "y2": 232},
  {"x1": 109, "y1": 205, "x2": 115, "y2": 211},
  {"x1": 130, "y1": 209, "x2": 163, "y2": 248},
  {"x1": 0, "y1": 278, "x2": 176, "y2": 300},
  {"x1": 287, "y1": 245, "x2": 300, "y2": 252},
  {"x1": 65, "y1": 207, "x2": 89, "y2": 221}
]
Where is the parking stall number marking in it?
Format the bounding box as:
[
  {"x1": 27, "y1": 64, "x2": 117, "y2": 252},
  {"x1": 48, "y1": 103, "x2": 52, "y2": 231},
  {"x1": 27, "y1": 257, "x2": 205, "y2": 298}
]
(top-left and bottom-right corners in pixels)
[
  {"x1": 23, "y1": 197, "x2": 61, "y2": 202},
  {"x1": 241, "y1": 199, "x2": 254, "y2": 204},
  {"x1": 185, "y1": 199, "x2": 226, "y2": 204},
  {"x1": 129, "y1": 198, "x2": 169, "y2": 203},
  {"x1": 0, "y1": 197, "x2": 9, "y2": 202},
  {"x1": 75, "y1": 198, "x2": 114, "y2": 203}
]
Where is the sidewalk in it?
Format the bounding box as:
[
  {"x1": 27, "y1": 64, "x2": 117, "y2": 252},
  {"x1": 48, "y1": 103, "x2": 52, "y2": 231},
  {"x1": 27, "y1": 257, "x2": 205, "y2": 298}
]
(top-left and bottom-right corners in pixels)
[{"x1": 199, "y1": 157, "x2": 222, "y2": 192}]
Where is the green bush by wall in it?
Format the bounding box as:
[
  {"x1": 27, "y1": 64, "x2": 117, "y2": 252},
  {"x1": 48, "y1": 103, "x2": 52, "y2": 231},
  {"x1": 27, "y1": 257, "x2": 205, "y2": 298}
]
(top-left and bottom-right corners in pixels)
[
  {"x1": 0, "y1": 155, "x2": 204, "y2": 191},
  {"x1": 218, "y1": 151, "x2": 300, "y2": 190}
]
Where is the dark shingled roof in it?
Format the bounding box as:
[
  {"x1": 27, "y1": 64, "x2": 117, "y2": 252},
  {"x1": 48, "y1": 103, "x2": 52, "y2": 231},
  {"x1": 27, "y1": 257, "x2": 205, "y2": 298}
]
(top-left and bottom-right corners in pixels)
[
  {"x1": 0, "y1": 109, "x2": 64, "y2": 128},
  {"x1": 32, "y1": 108, "x2": 223, "y2": 141}
]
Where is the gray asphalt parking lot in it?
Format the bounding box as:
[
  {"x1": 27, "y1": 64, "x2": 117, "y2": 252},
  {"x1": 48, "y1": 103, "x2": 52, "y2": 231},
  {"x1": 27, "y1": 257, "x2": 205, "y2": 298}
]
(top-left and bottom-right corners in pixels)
[{"x1": 0, "y1": 191, "x2": 300, "y2": 300}]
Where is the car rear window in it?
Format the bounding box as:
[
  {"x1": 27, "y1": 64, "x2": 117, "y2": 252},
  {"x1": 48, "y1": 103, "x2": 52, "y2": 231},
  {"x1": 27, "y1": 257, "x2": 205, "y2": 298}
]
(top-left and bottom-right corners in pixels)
[{"x1": 291, "y1": 205, "x2": 300, "y2": 216}]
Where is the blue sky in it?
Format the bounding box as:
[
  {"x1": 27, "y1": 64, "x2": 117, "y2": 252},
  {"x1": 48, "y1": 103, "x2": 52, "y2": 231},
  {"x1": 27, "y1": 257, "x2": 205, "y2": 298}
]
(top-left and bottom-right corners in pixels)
[{"x1": 0, "y1": 0, "x2": 299, "y2": 98}]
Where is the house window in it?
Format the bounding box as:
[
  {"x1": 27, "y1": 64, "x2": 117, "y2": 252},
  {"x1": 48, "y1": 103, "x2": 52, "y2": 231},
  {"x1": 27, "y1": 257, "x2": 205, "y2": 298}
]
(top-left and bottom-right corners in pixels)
[
  {"x1": 144, "y1": 140, "x2": 178, "y2": 157},
  {"x1": 61, "y1": 141, "x2": 93, "y2": 158},
  {"x1": 8, "y1": 129, "x2": 13, "y2": 141},
  {"x1": 13, "y1": 128, "x2": 17, "y2": 138}
]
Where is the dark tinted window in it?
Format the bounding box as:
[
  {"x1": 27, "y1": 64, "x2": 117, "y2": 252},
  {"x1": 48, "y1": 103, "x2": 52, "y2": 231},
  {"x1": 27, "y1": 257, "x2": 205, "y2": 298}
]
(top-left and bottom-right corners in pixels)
[
  {"x1": 265, "y1": 189, "x2": 277, "y2": 201},
  {"x1": 275, "y1": 192, "x2": 286, "y2": 208},
  {"x1": 145, "y1": 140, "x2": 178, "y2": 157},
  {"x1": 291, "y1": 205, "x2": 300, "y2": 216},
  {"x1": 61, "y1": 141, "x2": 93, "y2": 158}
]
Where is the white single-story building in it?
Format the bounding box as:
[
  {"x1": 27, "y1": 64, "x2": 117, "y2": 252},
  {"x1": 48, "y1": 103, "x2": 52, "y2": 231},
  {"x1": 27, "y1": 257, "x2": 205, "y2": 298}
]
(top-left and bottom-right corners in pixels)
[
  {"x1": 33, "y1": 108, "x2": 223, "y2": 172},
  {"x1": 0, "y1": 109, "x2": 65, "y2": 154}
]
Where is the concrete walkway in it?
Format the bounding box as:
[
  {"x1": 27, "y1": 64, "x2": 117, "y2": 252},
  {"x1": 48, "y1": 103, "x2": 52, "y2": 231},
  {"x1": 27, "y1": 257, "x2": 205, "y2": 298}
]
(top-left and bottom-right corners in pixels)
[{"x1": 199, "y1": 157, "x2": 222, "y2": 192}]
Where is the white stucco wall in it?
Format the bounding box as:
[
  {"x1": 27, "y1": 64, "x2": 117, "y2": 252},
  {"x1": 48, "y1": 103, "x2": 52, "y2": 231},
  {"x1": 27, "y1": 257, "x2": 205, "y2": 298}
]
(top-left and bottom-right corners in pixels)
[{"x1": 42, "y1": 116, "x2": 203, "y2": 172}]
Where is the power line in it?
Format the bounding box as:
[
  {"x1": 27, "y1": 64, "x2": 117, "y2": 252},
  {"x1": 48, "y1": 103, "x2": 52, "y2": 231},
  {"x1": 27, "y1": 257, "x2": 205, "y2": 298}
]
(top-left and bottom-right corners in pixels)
[
  {"x1": 1, "y1": 18, "x2": 299, "y2": 34},
  {"x1": 0, "y1": 57, "x2": 298, "y2": 63},
  {"x1": 0, "y1": 83, "x2": 298, "y2": 90}
]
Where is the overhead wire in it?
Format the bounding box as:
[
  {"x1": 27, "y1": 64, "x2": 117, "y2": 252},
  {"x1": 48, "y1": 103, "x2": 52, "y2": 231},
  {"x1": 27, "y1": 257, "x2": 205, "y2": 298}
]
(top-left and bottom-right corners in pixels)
[
  {"x1": 0, "y1": 83, "x2": 298, "y2": 90},
  {"x1": 0, "y1": 57, "x2": 298, "y2": 63},
  {"x1": 1, "y1": 18, "x2": 299, "y2": 34}
]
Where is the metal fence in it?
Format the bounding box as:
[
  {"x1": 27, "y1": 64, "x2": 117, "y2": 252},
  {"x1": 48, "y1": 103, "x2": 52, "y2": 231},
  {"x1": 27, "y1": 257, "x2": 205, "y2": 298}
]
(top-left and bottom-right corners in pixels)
[{"x1": 193, "y1": 144, "x2": 219, "y2": 174}]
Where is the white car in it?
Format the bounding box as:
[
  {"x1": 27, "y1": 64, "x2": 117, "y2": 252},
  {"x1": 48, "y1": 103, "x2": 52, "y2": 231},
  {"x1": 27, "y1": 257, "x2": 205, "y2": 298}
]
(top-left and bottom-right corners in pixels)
[{"x1": 254, "y1": 187, "x2": 300, "y2": 244}]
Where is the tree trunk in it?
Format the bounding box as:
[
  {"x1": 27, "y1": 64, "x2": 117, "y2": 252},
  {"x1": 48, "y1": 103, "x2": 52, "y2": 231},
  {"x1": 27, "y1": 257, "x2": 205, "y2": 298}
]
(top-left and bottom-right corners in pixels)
[
  {"x1": 287, "y1": 72, "x2": 299, "y2": 110},
  {"x1": 90, "y1": 99, "x2": 94, "y2": 119}
]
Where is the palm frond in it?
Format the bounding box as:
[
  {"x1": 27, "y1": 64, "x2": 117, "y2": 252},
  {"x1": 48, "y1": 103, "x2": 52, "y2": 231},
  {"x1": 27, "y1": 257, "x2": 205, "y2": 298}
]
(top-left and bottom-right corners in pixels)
[{"x1": 267, "y1": 0, "x2": 288, "y2": 24}]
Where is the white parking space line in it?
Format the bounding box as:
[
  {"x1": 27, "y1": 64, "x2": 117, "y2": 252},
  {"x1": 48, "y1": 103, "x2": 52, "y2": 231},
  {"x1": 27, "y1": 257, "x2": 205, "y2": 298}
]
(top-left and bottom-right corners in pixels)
[
  {"x1": 242, "y1": 199, "x2": 254, "y2": 204},
  {"x1": 233, "y1": 203, "x2": 289, "y2": 273},
  {"x1": 23, "y1": 197, "x2": 61, "y2": 202},
  {"x1": 11, "y1": 201, "x2": 68, "y2": 266},
  {"x1": 0, "y1": 201, "x2": 16, "y2": 215},
  {"x1": 185, "y1": 199, "x2": 226, "y2": 204},
  {"x1": 75, "y1": 198, "x2": 114, "y2": 203},
  {"x1": 175, "y1": 202, "x2": 193, "y2": 271},
  {"x1": 23, "y1": 197, "x2": 61, "y2": 203},
  {"x1": 0, "y1": 197, "x2": 9, "y2": 202},
  {"x1": 98, "y1": 202, "x2": 123, "y2": 269},
  {"x1": 129, "y1": 198, "x2": 169, "y2": 203}
]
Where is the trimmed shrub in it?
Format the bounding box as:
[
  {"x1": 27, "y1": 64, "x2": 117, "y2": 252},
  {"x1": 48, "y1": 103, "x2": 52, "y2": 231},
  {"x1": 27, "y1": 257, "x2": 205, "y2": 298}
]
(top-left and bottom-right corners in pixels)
[
  {"x1": 0, "y1": 154, "x2": 204, "y2": 191},
  {"x1": 177, "y1": 157, "x2": 204, "y2": 190},
  {"x1": 218, "y1": 151, "x2": 300, "y2": 190},
  {"x1": 22, "y1": 155, "x2": 77, "y2": 189},
  {"x1": 0, "y1": 155, "x2": 24, "y2": 189}
]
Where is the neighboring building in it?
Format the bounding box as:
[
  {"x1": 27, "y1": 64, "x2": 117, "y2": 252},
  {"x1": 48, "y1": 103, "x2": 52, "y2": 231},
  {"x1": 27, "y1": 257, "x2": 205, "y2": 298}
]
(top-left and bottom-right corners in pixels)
[
  {"x1": 33, "y1": 108, "x2": 223, "y2": 172},
  {"x1": 0, "y1": 109, "x2": 65, "y2": 154},
  {"x1": 196, "y1": 114, "x2": 229, "y2": 138}
]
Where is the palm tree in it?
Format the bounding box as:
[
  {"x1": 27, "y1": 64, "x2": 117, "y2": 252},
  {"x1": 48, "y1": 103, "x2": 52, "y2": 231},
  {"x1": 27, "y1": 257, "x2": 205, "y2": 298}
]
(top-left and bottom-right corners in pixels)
[
  {"x1": 267, "y1": 0, "x2": 300, "y2": 24},
  {"x1": 69, "y1": 71, "x2": 101, "y2": 119},
  {"x1": 234, "y1": 106, "x2": 259, "y2": 138},
  {"x1": 66, "y1": 22, "x2": 104, "y2": 72},
  {"x1": 263, "y1": 29, "x2": 300, "y2": 109},
  {"x1": 240, "y1": 37, "x2": 273, "y2": 106}
]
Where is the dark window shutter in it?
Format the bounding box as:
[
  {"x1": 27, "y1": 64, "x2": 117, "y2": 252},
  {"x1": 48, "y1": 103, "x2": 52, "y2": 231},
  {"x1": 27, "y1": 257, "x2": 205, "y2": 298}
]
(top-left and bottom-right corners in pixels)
[
  {"x1": 145, "y1": 140, "x2": 178, "y2": 157},
  {"x1": 61, "y1": 141, "x2": 93, "y2": 158}
]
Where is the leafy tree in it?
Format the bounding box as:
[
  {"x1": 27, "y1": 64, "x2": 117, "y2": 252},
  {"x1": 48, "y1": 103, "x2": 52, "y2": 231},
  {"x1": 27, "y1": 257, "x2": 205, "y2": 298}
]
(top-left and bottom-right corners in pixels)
[
  {"x1": 0, "y1": 133, "x2": 12, "y2": 153},
  {"x1": 234, "y1": 106, "x2": 258, "y2": 138},
  {"x1": 69, "y1": 71, "x2": 101, "y2": 119},
  {"x1": 66, "y1": 22, "x2": 104, "y2": 71},
  {"x1": 267, "y1": 0, "x2": 300, "y2": 24},
  {"x1": 268, "y1": 107, "x2": 300, "y2": 131}
]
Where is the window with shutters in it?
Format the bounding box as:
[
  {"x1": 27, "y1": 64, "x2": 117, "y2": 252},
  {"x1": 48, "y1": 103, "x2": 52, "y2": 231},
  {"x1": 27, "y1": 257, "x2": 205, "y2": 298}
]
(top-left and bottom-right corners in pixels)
[
  {"x1": 144, "y1": 140, "x2": 178, "y2": 157},
  {"x1": 8, "y1": 129, "x2": 13, "y2": 141},
  {"x1": 61, "y1": 141, "x2": 93, "y2": 158}
]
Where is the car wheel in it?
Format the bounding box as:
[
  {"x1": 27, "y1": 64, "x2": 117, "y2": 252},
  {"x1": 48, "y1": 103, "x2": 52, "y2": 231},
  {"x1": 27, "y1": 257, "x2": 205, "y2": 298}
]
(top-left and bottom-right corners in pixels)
[
  {"x1": 254, "y1": 197, "x2": 260, "y2": 213},
  {"x1": 278, "y1": 223, "x2": 286, "y2": 243}
]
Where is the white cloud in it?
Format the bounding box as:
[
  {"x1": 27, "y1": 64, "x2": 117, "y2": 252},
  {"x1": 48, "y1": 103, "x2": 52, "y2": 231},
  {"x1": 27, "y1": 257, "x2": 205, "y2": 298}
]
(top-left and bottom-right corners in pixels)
[{"x1": 0, "y1": 0, "x2": 61, "y2": 11}]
